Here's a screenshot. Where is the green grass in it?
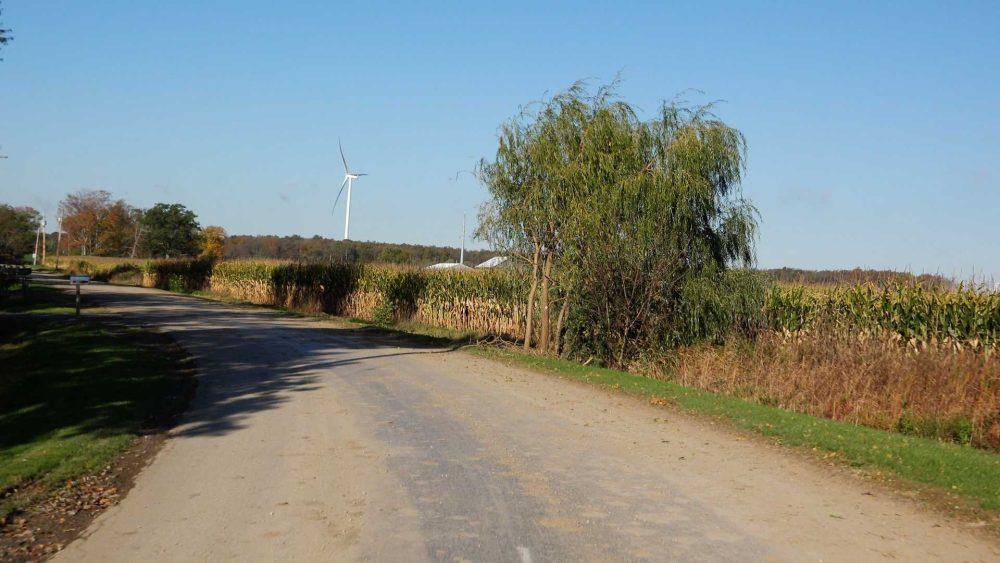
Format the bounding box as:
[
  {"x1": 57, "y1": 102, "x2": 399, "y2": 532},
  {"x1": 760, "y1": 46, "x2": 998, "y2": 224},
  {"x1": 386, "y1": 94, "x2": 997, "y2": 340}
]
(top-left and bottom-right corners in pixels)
[
  {"x1": 473, "y1": 347, "x2": 1000, "y2": 512},
  {"x1": 0, "y1": 283, "x2": 77, "y2": 314},
  {"x1": 0, "y1": 318, "x2": 193, "y2": 518}
]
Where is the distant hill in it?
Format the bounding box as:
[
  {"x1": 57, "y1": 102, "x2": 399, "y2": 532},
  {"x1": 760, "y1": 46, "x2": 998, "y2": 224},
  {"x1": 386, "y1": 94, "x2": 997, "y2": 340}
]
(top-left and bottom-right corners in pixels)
[
  {"x1": 762, "y1": 267, "x2": 953, "y2": 288},
  {"x1": 224, "y1": 235, "x2": 497, "y2": 267}
]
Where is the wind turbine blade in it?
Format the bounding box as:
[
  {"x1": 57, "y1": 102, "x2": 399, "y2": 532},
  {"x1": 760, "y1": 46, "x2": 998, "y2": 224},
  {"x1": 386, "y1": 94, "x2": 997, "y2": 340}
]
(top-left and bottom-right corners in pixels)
[
  {"x1": 332, "y1": 177, "x2": 349, "y2": 214},
  {"x1": 339, "y1": 138, "x2": 349, "y2": 174}
]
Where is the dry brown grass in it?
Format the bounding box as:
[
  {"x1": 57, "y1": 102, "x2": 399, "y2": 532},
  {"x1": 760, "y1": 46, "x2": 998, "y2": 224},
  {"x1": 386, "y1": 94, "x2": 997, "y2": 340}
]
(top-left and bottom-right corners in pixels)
[
  {"x1": 43, "y1": 256, "x2": 143, "y2": 269},
  {"x1": 43, "y1": 256, "x2": 148, "y2": 285},
  {"x1": 672, "y1": 330, "x2": 1000, "y2": 450}
]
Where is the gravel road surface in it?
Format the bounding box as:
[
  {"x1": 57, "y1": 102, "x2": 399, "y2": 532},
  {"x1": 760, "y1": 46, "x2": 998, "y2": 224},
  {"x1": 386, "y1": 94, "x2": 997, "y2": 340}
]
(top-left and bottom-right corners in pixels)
[{"x1": 52, "y1": 283, "x2": 999, "y2": 562}]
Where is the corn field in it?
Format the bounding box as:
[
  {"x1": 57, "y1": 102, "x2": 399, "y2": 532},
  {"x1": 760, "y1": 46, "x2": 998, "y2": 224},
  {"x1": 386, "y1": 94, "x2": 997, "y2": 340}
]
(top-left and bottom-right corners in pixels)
[
  {"x1": 140, "y1": 259, "x2": 1000, "y2": 350},
  {"x1": 148, "y1": 260, "x2": 528, "y2": 339},
  {"x1": 768, "y1": 284, "x2": 1000, "y2": 348}
]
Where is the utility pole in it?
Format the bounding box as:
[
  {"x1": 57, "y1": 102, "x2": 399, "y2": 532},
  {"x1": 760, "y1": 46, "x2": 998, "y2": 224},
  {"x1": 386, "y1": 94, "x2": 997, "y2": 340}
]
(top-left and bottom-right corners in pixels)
[
  {"x1": 40, "y1": 218, "x2": 46, "y2": 264},
  {"x1": 55, "y1": 216, "x2": 63, "y2": 270},
  {"x1": 460, "y1": 213, "x2": 466, "y2": 266},
  {"x1": 32, "y1": 223, "x2": 41, "y2": 266}
]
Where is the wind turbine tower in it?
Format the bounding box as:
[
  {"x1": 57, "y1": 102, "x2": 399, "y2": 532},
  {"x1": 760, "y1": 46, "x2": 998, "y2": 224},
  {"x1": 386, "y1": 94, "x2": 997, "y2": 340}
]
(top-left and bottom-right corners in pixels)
[{"x1": 333, "y1": 139, "x2": 367, "y2": 240}]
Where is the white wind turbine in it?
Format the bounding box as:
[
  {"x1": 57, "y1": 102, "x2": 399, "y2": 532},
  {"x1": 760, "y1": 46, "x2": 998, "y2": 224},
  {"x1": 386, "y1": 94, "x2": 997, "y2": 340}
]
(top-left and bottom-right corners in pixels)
[{"x1": 333, "y1": 139, "x2": 367, "y2": 240}]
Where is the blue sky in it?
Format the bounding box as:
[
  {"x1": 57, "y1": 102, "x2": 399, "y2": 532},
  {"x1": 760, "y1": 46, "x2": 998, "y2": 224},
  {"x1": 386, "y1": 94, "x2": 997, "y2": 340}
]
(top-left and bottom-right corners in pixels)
[{"x1": 1, "y1": 1, "x2": 997, "y2": 279}]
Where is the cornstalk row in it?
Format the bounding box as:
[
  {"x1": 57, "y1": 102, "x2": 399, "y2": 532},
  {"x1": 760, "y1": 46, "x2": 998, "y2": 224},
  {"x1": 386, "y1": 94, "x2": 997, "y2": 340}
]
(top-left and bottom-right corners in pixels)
[{"x1": 139, "y1": 258, "x2": 999, "y2": 349}]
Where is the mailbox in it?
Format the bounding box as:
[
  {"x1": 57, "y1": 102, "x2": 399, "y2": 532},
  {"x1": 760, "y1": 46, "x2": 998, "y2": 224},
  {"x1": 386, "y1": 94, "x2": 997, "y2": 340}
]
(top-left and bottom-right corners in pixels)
[{"x1": 70, "y1": 275, "x2": 90, "y2": 315}]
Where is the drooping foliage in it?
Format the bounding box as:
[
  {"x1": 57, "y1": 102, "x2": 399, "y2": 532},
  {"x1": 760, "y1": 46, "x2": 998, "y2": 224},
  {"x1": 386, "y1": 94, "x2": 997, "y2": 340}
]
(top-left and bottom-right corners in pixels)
[{"x1": 478, "y1": 81, "x2": 760, "y2": 366}]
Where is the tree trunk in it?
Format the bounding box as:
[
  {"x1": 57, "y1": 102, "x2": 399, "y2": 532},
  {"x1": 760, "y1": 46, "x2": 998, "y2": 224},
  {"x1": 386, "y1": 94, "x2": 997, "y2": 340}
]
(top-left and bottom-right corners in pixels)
[
  {"x1": 555, "y1": 297, "x2": 570, "y2": 356},
  {"x1": 130, "y1": 223, "x2": 141, "y2": 258},
  {"x1": 539, "y1": 250, "x2": 554, "y2": 353},
  {"x1": 523, "y1": 243, "x2": 541, "y2": 351}
]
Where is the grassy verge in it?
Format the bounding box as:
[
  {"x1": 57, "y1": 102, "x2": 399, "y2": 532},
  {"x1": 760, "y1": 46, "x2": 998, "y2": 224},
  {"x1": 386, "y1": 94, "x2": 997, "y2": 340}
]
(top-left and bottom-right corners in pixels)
[
  {"x1": 0, "y1": 284, "x2": 76, "y2": 314},
  {"x1": 474, "y1": 347, "x2": 1000, "y2": 512},
  {"x1": 0, "y1": 315, "x2": 194, "y2": 521}
]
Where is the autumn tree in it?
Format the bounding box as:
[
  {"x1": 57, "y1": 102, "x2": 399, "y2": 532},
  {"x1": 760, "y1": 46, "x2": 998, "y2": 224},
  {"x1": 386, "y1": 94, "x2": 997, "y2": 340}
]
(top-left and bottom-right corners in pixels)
[
  {"x1": 56, "y1": 191, "x2": 145, "y2": 257},
  {"x1": 141, "y1": 203, "x2": 200, "y2": 258},
  {"x1": 59, "y1": 190, "x2": 113, "y2": 256},
  {"x1": 0, "y1": 204, "x2": 40, "y2": 262},
  {"x1": 198, "y1": 225, "x2": 227, "y2": 259},
  {"x1": 97, "y1": 200, "x2": 142, "y2": 256}
]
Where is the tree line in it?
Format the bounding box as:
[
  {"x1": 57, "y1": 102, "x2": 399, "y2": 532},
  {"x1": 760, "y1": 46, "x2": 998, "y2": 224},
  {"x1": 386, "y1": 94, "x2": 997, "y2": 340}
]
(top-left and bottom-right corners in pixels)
[
  {"x1": 224, "y1": 235, "x2": 494, "y2": 266},
  {"x1": 1, "y1": 189, "x2": 493, "y2": 266},
  {"x1": 763, "y1": 267, "x2": 952, "y2": 288},
  {"x1": 0, "y1": 190, "x2": 226, "y2": 262},
  {"x1": 56, "y1": 190, "x2": 224, "y2": 259}
]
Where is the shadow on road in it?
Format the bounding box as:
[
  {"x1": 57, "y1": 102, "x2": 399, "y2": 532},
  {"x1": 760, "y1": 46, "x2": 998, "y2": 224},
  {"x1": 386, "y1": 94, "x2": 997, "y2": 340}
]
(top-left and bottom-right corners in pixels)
[{"x1": 77, "y1": 287, "x2": 466, "y2": 440}]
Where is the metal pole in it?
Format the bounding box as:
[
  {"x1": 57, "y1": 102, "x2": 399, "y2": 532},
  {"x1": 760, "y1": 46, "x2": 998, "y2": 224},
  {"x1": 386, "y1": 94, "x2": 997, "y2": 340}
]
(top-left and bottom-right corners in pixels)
[
  {"x1": 41, "y1": 219, "x2": 47, "y2": 265},
  {"x1": 75, "y1": 283, "x2": 81, "y2": 316},
  {"x1": 344, "y1": 178, "x2": 353, "y2": 240},
  {"x1": 55, "y1": 217, "x2": 62, "y2": 270},
  {"x1": 32, "y1": 225, "x2": 41, "y2": 266}
]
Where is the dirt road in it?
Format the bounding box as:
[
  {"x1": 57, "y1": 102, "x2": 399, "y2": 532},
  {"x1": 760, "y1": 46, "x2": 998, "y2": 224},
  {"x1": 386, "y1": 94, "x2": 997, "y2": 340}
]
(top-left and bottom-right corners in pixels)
[{"x1": 53, "y1": 283, "x2": 998, "y2": 561}]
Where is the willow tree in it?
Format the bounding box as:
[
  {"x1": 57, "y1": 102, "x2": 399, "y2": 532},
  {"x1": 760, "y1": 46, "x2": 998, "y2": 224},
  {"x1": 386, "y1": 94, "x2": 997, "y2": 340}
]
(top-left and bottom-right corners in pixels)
[
  {"x1": 476, "y1": 114, "x2": 542, "y2": 350},
  {"x1": 560, "y1": 100, "x2": 758, "y2": 365},
  {"x1": 478, "y1": 81, "x2": 757, "y2": 365},
  {"x1": 477, "y1": 82, "x2": 613, "y2": 353}
]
